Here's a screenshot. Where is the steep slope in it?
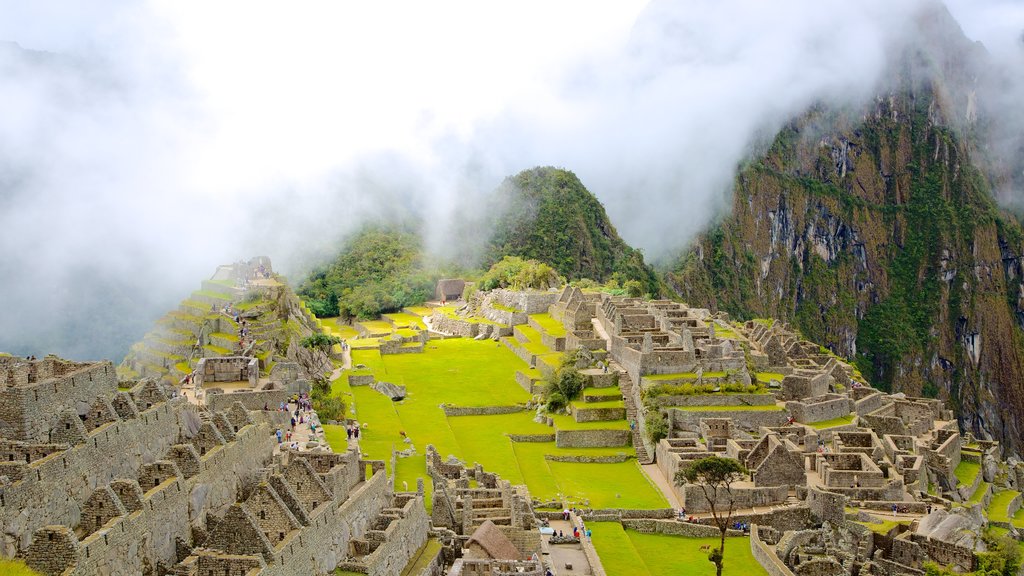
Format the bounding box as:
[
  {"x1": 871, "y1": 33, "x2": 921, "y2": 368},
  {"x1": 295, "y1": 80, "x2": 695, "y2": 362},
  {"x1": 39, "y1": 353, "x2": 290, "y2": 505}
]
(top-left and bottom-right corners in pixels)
[
  {"x1": 119, "y1": 258, "x2": 321, "y2": 385},
  {"x1": 486, "y1": 167, "x2": 661, "y2": 295},
  {"x1": 669, "y1": 8, "x2": 1024, "y2": 454}
]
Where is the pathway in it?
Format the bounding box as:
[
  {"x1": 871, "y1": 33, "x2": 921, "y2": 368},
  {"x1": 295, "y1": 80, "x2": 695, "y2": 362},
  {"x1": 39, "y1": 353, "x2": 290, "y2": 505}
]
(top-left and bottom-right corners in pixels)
[
  {"x1": 641, "y1": 463, "x2": 682, "y2": 509},
  {"x1": 544, "y1": 518, "x2": 594, "y2": 575}
]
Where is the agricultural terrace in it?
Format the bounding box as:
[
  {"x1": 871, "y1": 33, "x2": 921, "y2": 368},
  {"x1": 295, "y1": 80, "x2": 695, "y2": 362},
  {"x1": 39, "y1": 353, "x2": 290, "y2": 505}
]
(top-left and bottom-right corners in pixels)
[
  {"x1": 321, "y1": 308, "x2": 668, "y2": 511},
  {"x1": 589, "y1": 522, "x2": 767, "y2": 576}
]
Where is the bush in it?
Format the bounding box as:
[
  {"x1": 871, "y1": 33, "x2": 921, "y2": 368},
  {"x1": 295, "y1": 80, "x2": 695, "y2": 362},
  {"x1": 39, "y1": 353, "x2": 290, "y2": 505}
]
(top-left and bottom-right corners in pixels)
[
  {"x1": 479, "y1": 256, "x2": 562, "y2": 291},
  {"x1": 647, "y1": 415, "x2": 668, "y2": 443},
  {"x1": 312, "y1": 395, "x2": 346, "y2": 422},
  {"x1": 552, "y1": 366, "x2": 585, "y2": 401},
  {"x1": 546, "y1": 391, "x2": 567, "y2": 412}
]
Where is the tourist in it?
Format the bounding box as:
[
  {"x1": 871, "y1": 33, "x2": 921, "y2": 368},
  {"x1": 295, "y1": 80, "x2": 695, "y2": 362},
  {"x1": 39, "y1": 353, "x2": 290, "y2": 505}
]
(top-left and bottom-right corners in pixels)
[
  {"x1": 275, "y1": 429, "x2": 283, "y2": 443},
  {"x1": 585, "y1": 528, "x2": 592, "y2": 539},
  {"x1": 263, "y1": 402, "x2": 269, "y2": 411},
  {"x1": 290, "y1": 417, "x2": 296, "y2": 429},
  {"x1": 354, "y1": 426, "x2": 360, "y2": 439},
  {"x1": 347, "y1": 426, "x2": 353, "y2": 440},
  {"x1": 563, "y1": 509, "x2": 570, "y2": 521}
]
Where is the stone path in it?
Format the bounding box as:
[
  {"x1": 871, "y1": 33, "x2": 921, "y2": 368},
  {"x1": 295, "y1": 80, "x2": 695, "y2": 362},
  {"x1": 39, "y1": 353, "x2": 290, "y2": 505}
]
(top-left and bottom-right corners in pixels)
[
  {"x1": 641, "y1": 463, "x2": 683, "y2": 509},
  {"x1": 544, "y1": 518, "x2": 594, "y2": 575}
]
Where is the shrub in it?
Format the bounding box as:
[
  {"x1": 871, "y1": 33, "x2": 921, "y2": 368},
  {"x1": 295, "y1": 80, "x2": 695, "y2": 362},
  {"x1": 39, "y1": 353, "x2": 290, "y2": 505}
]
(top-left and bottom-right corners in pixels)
[
  {"x1": 312, "y1": 395, "x2": 346, "y2": 422},
  {"x1": 647, "y1": 415, "x2": 668, "y2": 443},
  {"x1": 546, "y1": 391, "x2": 567, "y2": 412}
]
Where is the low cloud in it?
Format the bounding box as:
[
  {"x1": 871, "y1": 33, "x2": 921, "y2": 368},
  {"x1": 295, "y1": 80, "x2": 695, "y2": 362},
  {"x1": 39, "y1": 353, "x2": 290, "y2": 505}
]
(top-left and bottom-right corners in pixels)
[{"x1": 0, "y1": 0, "x2": 1019, "y2": 361}]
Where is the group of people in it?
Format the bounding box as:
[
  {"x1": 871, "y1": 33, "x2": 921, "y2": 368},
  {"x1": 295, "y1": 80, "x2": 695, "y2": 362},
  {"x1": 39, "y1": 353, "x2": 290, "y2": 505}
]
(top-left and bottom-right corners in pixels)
[{"x1": 345, "y1": 424, "x2": 361, "y2": 441}]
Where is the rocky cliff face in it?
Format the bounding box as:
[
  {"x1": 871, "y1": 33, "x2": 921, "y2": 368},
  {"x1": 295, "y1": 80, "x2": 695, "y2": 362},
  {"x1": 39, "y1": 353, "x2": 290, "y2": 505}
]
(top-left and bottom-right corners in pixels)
[{"x1": 669, "y1": 8, "x2": 1024, "y2": 454}]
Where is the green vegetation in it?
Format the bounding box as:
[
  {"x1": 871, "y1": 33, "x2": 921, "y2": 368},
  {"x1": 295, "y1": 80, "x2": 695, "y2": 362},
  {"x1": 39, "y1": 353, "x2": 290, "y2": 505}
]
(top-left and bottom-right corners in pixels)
[
  {"x1": 676, "y1": 457, "x2": 750, "y2": 576},
  {"x1": 968, "y1": 482, "x2": 990, "y2": 505},
  {"x1": 854, "y1": 518, "x2": 908, "y2": 534},
  {"x1": 485, "y1": 167, "x2": 661, "y2": 296},
  {"x1": 478, "y1": 256, "x2": 561, "y2": 290},
  {"x1": 988, "y1": 490, "x2": 1021, "y2": 523},
  {"x1": 322, "y1": 336, "x2": 668, "y2": 511},
  {"x1": 299, "y1": 226, "x2": 436, "y2": 319},
  {"x1": 807, "y1": 414, "x2": 855, "y2": 429},
  {"x1": 544, "y1": 352, "x2": 587, "y2": 411},
  {"x1": 955, "y1": 461, "x2": 981, "y2": 488},
  {"x1": 590, "y1": 522, "x2": 765, "y2": 576},
  {"x1": 0, "y1": 559, "x2": 43, "y2": 576},
  {"x1": 400, "y1": 539, "x2": 442, "y2": 576}
]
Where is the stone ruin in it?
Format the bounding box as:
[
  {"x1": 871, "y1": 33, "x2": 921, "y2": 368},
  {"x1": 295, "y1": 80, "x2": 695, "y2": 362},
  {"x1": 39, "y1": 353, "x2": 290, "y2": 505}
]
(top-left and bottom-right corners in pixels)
[{"x1": 0, "y1": 354, "x2": 429, "y2": 576}]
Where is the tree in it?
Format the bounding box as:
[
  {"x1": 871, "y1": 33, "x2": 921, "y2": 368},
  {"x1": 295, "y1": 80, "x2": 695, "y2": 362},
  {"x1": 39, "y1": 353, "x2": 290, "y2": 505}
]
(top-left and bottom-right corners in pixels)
[
  {"x1": 674, "y1": 457, "x2": 749, "y2": 576},
  {"x1": 298, "y1": 333, "x2": 341, "y2": 394}
]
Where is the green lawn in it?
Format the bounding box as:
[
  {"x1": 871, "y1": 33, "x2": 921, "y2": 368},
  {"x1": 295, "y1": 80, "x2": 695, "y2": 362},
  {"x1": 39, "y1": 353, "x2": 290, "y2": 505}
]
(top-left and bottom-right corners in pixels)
[
  {"x1": 404, "y1": 305, "x2": 434, "y2": 317},
  {"x1": 808, "y1": 414, "x2": 856, "y2": 429},
  {"x1": 328, "y1": 337, "x2": 671, "y2": 510},
  {"x1": 400, "y1": 538, "x2": 442, "y2": 576},
  {"x1": 755, "y1": 372, "x2": 786, "y2": 383},
  {"x1": 955, "y1": 461, "x2": 981, "y2": 487},
  {"x1": 590, "y1": 522, "x2": 765, "y2": 576},
  {"x1": 0, "y1": 559, "x2": 42, "y2": 576},
  {"x1": 854, "y1": 518, "x2": 908, "y2": 534},
  {"x1": 319, "y1": 317, "x2": 360, "y2": 339},
  {"x1": 357, "y1": 320, "x2": 395, "y2": 335},
  {"x1": 968, "y1": 482, "x2": 990, "y2": 504},
  {"x1": 383, "y1": 312, "x2": 427, "y2": 330},
  {"x1": 530, "y1": 313, "x2": 567, "y2": 337},
  {"x1": 988, "y1": 490, "x2": 1021, "y2": 523},
  {"x1": 1012, "y1": 506, "x2": 1024, "y2": 529}
]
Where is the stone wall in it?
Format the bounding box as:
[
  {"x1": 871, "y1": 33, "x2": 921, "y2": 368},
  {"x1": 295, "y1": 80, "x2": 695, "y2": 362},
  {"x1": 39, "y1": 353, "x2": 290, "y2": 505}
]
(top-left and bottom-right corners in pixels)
[
  {"x1": 786, "y1": 396, "x2": 853, "y2": 424},
  {"x1": 441, "y1": 405, "x2": 527, "y2": 417},
  {"x1": 655, "y1": 394, "x2": 776, "y2": 407},
  {"x1": 751, "y1": 524, "x2": 797, "y2": 576},
  {"x1": 680, "y1": 484, "x2": 788, "y2": 513},
  {"x1": 360, "y1": 496, "x2": 430, "y2": 576},
  {"x1": 573, "y1": 406, "x2": 627, "y2": 422},
  {"x1": 195, "y1": 356, "x2": 259, "y2": 388},
  {"x1": 554, "y1": 429, "x2": 630, "y2": 448},
  {"x1": 1, "y1": 399, "x2": 186, "y2": 551},
  {"x1": 0, "y1": 360, "x2": 117, "y2": 442},
  {"x1": 24, "y1": 418, "x2": 276, "y2": 575},
  {"x1": 206, "y1": 386, "x2": 290, "y2": 411},
  {"x1": 669, "y1": 408, "x2": 789, "y2": 433}
]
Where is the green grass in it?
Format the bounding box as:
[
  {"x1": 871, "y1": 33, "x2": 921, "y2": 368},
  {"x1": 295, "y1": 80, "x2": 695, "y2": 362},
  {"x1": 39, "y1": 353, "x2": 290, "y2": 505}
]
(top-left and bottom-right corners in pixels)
[
  {"x1": 332, "y1": 337, "x2": 671, "y2": 510},
  {"x1": 323, "y1": 424, "x2": 349, "y2": 452},
  {"x1": 955, "y1": 461, "x2": 981, "y2": 487},
  {"x1": 383, "y1": 312, "x2": 427, "y2": 330},
  {"x1": 490, "y1": 302, "x2": 520, "y2": 313},
  {"x1": 1012, "y1": 506, "x2": 1024, "y2": 529},
  {"x1": 583, "y1": 386, "x2": 624, "y2": 398},
  {"x1": 0, "y1": 559, "x2": 43, "y2": 576},
  {"x1": 968, "y1": 482, "x2": 990, "y2": 504},
  {"x1": 670, "y1": 405, "x2": 783, "y2": 412},
  {"x1": 357, "y1": 320, "x2": 395, "y2": 335},
  {"x1": 807, "y1": 414, "x2": 856, "y2": 429},
  {"x1": 755, "y1": 372, "x2": 786, "y2": 383},
  {"x1": 530, "y1": 313, "x2": 567, "y2": 337},
  {"x1": 400, "y1": 538, "x2": 442, "y2": 576},
  {"x1": 404, "y1": 305, "x2": 434, "y2": 317},
  {"x1": 395, "y1": 454, "x2": 432, "y2": 510},
  {"x1": 193, "y1": 289, "x2": 232, "y2": 301},
  {"x1": 854, "y1": 518, "x2": 907, "y2": 534},
  {"x1": 987, "y1": 490, "x2": 1020, "y2": 523},
  {"x1": 571, "y1": 399, "x2": 625, "y2": 410},
  {"x1": 590, "y1": 522, "x2": 764, "y2": 576},
  {"x1": 319, "y1": 317, "x2": 360, "y2": 339}
]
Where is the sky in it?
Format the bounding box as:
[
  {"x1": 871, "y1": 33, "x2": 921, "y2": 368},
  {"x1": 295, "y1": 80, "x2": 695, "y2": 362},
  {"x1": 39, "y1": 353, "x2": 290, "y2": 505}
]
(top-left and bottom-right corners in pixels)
[{"x1": 0, "y1": 0, "x2": 1020, "y2": 361}]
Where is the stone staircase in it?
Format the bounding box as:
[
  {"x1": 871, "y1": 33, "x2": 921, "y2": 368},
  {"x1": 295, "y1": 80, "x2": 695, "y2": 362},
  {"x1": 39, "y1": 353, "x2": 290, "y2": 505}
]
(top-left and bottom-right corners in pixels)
[{"x1": 617, "y1": 368, "x2": 653, "y2": 464}]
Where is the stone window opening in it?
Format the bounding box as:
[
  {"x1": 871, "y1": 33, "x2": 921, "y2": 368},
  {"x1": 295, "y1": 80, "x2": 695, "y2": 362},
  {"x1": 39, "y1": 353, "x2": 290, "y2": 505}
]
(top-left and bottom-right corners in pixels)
[{"x1": 279, "y1": 531, "x2": 284, "y2": 541}]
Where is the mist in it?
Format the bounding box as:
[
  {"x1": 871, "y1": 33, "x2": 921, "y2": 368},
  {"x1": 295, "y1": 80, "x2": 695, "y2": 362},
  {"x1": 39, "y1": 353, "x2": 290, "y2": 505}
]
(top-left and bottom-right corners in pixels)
[{"x1": 0, "y1": 0, "x2": 1019, "y2": 362}]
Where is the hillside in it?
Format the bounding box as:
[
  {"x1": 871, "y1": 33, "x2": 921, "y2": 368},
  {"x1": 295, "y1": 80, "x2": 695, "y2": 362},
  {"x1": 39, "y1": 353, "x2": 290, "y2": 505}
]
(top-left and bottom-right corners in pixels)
[
  {"x1": 668, "y1": 7, "x2": 1024, "y2": 454},
  {"x1": 485, "y1": 167, "x2": 661, "y2": 296},
  {"x1": 119, "y1": 258, "x2": 321, "y2": 385}
]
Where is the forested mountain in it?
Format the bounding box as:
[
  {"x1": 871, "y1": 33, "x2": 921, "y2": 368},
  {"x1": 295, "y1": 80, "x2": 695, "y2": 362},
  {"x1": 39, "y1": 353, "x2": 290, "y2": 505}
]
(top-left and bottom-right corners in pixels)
[{"x1": 667, "y1": 6, "x2": 1024, "y2": 454}]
